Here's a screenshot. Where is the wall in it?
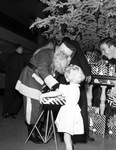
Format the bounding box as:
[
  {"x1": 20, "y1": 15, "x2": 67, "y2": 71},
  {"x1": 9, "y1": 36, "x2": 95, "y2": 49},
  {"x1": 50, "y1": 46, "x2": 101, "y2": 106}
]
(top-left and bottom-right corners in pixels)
[
  {"x1": 0, "y1": 26, "x2": 39, "y2": 90},
  {"x1": 0, "y1": 26, "x2": 38, "y2": 53}
]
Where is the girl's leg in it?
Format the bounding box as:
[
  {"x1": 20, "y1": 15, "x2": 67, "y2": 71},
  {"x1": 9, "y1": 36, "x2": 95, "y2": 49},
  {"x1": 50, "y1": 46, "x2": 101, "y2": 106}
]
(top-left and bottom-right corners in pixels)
[{"x1": 64, "y1": 132, "x2": 73, "y2": 150}]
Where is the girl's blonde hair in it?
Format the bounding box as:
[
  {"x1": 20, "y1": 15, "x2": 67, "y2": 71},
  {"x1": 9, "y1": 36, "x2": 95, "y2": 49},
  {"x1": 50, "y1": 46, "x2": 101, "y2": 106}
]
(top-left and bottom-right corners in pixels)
[{"x1": 64, "y1": 64, "x2": 85, "y2": 83}]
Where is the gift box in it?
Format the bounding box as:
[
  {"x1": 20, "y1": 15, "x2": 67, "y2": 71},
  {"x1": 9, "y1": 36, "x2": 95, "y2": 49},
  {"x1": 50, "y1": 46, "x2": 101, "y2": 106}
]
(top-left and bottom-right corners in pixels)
[
  {"x1": 88, "y1": 106, "x2": 99, "y2": 131},
  {"x1": 85, "y1": 51, "x2": 97, "y2": 65},
  {"x1": 88, "y1": 106, "x2": 99, "y2": 117},
  {"x1": 107, "y1": 115, "x2": 116, "y2": 137},
  {"x1": 92, "y1": 114, "x2": 106, "y2": 136},
  {"x1": 107, "y1": 88, "x2": 116, "y2": 109},
  {"x1": 108, "y1": 63, "x2": 116, "y2": 76},
  {"x1": 91, "y1": 64, "x2": 99, "y2": 75},
  {"x1": 96, "y1": 60, "x2": 108, "y2": 76},
  {"x1": 40, "y1": 91, "x2": 66, "y2": 105},
  {"x1": 88, "y1": 106, "x2": 106, "y2": 136},
  {"x1": 106, "y1": 88, "x2": 116, "y2": 117}
]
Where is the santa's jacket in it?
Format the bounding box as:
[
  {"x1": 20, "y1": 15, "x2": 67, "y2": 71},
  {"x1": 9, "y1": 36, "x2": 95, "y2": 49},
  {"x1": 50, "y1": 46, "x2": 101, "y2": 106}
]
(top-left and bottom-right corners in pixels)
[{"x1": 15, "y1": 48, "x2": 58, "y2": 101}]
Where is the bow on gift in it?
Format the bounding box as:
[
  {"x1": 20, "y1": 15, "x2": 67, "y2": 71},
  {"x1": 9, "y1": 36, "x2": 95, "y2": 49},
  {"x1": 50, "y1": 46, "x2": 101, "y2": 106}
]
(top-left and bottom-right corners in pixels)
[
  {"x1": 88, "y1": 106, "x2": 99, "y2": 114},
  {"x1": 88, "y1": 107, "x2": 101, "y2": 125},
  {"x1": 92, "y1": 114, "x2": 102, "y2": 124},
  {"x1": 107, "y1": 115, "x2": 116, "y2": 129}
]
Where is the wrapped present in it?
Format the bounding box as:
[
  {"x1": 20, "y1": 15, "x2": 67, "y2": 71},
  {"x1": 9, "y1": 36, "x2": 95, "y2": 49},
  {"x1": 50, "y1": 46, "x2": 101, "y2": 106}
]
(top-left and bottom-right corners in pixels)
[
  {"x1": 97, "y1": 60, "x2": 108, "y2": 76},
  {"x1": 88, "y1": 106, "x2": 106, "y2": 136},
  {"x1": 88, "y1": 106, "x2": 99, "y2": 130},
  {"x1": 90, "y1": 59, "x2": 109, "y2": 76},
  {"x1": 41, "y1": 96, "x2": 66, "y2": 105},
  {"x1": 85, "y1": 51, "x2": 97, "y2": 65},
  {"x1": 107, "y1": 115, "x2": 116, "y2": 137},
  {"x1": 106, "y1": 88, "x2": 116, "y2": 117},
  {"x1": 40, "y1": 91, "x2": 66, "y2": 105},
  {"x1": 91, "y1": 64, "x2": 99, "y2": 75},
  {"x1": 88, "y1": 106, "x2": 99, "y2": 117},
  {"x1": 107, "y1": 88, "x2": 116, "y2": 109},
  {"x1": 108, "y1": 63, "x2": 116, "y2": 76},
  {"x1": 92, "y1": 114, "x2": 106, "y2": 136}
]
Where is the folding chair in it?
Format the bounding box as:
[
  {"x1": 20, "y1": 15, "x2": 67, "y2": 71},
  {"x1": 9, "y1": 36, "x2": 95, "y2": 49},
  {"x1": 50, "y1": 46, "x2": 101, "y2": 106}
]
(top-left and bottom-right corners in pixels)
[{"x1": 25, "y1": 94, "x2": 66, "y2": 150}]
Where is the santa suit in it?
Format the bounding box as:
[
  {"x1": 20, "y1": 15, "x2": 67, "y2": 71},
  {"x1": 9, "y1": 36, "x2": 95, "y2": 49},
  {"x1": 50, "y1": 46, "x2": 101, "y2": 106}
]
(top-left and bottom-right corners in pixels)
[{"x1": 15, "y1": 48, "x2": 58, "y2": 124}]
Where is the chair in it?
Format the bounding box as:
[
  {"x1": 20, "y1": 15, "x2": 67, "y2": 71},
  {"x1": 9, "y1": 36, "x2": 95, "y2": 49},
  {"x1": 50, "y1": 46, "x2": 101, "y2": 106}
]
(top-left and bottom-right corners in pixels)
[{"x1": 25, "y1": 94, "x2": 66, "y2": 150}]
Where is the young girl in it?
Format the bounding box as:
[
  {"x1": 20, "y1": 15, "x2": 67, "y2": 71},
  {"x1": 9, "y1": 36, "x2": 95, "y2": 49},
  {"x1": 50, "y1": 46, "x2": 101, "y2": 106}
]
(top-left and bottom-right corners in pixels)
[{"x1": 55, "y1": 64, "x2": 85, "y2": 150}]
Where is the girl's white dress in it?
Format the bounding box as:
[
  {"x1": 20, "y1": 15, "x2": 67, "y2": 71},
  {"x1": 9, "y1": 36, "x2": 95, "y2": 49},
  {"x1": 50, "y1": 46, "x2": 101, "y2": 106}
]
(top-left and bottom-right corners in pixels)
[{"x1": 55, "y1": 83, "x2": 84, "y2": 135}]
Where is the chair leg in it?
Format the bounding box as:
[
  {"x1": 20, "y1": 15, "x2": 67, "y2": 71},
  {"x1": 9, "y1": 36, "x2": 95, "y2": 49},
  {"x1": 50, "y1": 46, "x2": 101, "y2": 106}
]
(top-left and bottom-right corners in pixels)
[
  {"x1": 25, "y1": 110, "x2": 45, "y2": 144},
  {"x1": 25, "y1": 123, "x2": 43, "y2": 144},
  {"x1": 51, "y1": 110, "x2": 58, "y2": 150},
  {"x1": 25, "y1": 108, "x2": 59, "y2": 150}
]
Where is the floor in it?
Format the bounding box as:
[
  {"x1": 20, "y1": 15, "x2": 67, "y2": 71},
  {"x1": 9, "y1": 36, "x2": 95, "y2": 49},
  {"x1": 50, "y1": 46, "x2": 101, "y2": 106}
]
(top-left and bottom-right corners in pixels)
[{"x1": 0, "y1": 94, "x2": 116, "y2": 150}]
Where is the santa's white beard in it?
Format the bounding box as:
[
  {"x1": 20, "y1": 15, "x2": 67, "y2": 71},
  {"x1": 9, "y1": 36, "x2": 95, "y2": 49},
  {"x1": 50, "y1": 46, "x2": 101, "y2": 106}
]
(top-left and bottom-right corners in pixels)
[{"x1": 53, "y1": 53, "x2": 70, "y2": 74}]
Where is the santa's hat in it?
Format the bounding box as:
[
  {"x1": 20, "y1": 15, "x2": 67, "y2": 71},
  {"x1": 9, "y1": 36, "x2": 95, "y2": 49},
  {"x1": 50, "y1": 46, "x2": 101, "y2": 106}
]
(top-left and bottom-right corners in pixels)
[{"x1": 59, "y1": 39, "x2": 76, "y2": 58}]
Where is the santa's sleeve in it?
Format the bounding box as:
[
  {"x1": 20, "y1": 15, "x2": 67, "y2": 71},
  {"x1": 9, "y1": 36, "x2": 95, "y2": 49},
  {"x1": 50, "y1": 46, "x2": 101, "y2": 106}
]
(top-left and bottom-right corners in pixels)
[{"x1": 35, "y1": 49, "x2": 59, "y2": 89}]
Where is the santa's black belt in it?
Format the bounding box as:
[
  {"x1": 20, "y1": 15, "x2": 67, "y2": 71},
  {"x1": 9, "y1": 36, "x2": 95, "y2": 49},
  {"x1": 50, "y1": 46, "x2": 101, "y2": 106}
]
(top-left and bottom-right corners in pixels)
[{"x1": 27, "y1": 62, "x2": 37, "y2": 71}]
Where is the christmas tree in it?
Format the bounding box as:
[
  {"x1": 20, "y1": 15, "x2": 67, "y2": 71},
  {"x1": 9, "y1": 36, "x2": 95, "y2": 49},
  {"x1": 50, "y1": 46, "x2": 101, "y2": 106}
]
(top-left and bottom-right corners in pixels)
[{"x1": 30, "y1": 0, "x2": 116, "y2": 51}]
